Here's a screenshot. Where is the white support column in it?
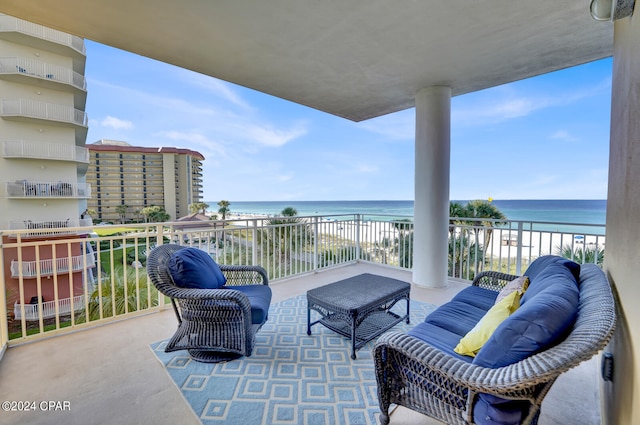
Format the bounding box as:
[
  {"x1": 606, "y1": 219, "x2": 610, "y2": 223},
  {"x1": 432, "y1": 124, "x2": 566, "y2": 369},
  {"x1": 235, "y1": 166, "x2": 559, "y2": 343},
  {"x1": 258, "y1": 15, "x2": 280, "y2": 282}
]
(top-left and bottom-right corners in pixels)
[
  {"x1": 602, "y1": 16, "x2": 640, "y2": 425},
  {"x1": 412, "y1": 86, "x2": 451, "y2": 288}
]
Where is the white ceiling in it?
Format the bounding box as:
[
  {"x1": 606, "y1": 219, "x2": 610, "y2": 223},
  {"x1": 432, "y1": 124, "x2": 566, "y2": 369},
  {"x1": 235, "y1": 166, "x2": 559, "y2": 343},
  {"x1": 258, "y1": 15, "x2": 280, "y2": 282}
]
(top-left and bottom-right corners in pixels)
[{"x1": 0, "y1": 1, "x2": 613, "y2": 121}]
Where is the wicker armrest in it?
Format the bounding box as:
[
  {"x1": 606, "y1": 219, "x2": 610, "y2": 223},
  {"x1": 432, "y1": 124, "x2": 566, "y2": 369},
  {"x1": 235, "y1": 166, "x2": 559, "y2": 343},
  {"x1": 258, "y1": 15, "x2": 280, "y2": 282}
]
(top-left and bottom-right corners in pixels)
[
  {"x1": 471, "y1": 270, "x2": 520, "y2": 292},
  {"x1": 220, "y1": 264, "x2": 269, "y2": 286}
]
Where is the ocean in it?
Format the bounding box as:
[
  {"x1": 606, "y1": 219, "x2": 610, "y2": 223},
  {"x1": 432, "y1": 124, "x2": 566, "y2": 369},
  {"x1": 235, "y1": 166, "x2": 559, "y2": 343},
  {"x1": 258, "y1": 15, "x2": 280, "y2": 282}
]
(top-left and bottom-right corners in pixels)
[{"x1": 209, "y1": 199, "x2": 606, "y2": 233}]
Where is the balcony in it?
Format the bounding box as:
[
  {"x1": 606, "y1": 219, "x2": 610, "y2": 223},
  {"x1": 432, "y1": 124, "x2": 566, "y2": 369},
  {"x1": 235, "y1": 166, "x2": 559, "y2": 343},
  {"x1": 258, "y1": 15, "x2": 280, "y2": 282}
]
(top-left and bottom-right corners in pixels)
[
  {"x1": 10, "y1": 250, "x2": 95, "y2": 279},
  {"x1": 14, "y1": 295, "x2": 85, "y2": 320},
  {"x1": 0, "y1": 14, "x2": 86, "y2": 57},
  {"x1": 0, "y1": 56, "x2": 87, "y2": 94},
  {"x1": 2, "y1": 140, "x2": 89, "y2": 163},
  {"x1": 1, "y1": 99, "x2": 88, "y2": 128},
  {"x1": 0, "y1": 263, "x2": 600, "y2": 425},
  {"x1": 8, "y1": 218, "x2": 93, "y2": 238},
  {"x1": 5, "y1": 180, "x2": 91, "y2": 199},
  {"x1": 0, "y1": 216, "x2": 605, "y2": 424}
]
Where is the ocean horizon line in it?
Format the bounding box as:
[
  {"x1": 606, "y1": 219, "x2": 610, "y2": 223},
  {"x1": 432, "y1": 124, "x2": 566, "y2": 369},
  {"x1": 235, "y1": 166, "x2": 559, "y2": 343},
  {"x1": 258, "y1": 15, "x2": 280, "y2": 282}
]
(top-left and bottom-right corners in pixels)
[{"x1": 215, "y1": 198, "x2": 607, "y2": 203}]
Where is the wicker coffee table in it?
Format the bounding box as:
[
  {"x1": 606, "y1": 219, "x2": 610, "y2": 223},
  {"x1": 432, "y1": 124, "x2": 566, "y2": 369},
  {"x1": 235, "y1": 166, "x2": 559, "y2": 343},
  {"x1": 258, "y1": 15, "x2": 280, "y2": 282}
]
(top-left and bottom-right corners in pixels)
[{"x1": 306, "y1": 273, "x2": 410, "y2": 359}]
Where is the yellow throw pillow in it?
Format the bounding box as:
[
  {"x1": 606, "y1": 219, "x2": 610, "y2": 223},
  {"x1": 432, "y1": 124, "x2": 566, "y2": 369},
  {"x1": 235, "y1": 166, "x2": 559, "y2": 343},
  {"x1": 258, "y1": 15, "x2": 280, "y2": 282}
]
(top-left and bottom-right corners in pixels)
[{"x1": 454, "y1": 290, "x2": 521, "y2": 357}]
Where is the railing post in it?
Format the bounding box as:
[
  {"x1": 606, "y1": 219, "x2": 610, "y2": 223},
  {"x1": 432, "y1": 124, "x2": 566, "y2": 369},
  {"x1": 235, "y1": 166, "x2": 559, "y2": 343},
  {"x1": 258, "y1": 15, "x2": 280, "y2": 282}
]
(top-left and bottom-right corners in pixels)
[
  {"x1": 516, "y1": 222, "x2": 523, "y2": 275},
  {"x1": 0, "y1": 238, "x2": 9, "y2": 351},
  {"x1": 355, "y1": 214, "x2": 361, "y2": 261},
  {"x1": 313, "y1": 216, "x2": 319, "y2": 271},
  {"x1": 251, "y1": 219, "x2": 258, "y2": 266}
]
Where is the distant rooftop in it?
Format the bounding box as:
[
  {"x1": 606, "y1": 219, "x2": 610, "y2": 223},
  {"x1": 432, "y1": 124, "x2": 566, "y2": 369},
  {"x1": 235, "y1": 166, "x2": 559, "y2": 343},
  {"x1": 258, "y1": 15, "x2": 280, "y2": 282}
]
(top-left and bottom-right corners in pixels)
[{"x1": 88, "y1": 139, "x2": 205, "y2": 160}]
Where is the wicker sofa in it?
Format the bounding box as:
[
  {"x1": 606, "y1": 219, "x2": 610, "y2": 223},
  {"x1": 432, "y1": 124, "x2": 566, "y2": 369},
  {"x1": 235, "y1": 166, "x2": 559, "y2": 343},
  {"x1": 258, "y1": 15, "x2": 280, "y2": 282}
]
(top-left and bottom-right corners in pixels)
[{"x1": 374, "y1": 255, "x2": 616, "y2": 425}]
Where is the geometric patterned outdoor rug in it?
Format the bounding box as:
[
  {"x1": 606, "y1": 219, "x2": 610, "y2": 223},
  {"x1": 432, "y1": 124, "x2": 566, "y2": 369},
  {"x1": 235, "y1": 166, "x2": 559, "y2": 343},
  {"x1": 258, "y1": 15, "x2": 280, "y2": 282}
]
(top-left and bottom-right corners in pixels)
[{"x1": 150, "y1": 294, "x2": 436, "y2": 425}]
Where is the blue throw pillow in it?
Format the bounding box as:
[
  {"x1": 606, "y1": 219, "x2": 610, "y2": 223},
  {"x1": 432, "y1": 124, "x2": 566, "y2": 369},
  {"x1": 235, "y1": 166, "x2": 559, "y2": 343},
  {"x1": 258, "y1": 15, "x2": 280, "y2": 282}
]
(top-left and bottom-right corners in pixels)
[{"x1": 168, "y1": 248, "x2": 227, "y2": 289}]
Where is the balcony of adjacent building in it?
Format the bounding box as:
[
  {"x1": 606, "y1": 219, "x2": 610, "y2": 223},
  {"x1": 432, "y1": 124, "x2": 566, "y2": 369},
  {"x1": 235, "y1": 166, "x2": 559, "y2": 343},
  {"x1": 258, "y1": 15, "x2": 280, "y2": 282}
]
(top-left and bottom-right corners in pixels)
[
  {"x1": 0, "y1": 14, "x2": 86, "y2": 66},
  {"x1": 0, "y1": 99, "x2": 88, "y2": 145},
  {"x1": 5, "y1": 180, "x2": 91, "y2": 199},
  {"x1": 0, "y1": 215, "x2": 606, "y2": 425},
  {"x1": 2, "y1": 140, "x2": 89, "y2": 163},
  {"x1": 8, "y1": 218, "x2": 93, "y2": 238},
  {"x1": 10, "y1": 248, "x2": 95, "y2": 279},
  {"x1": 0, "y1": 56, "x2": 87, "y2": 107},
  {"x1": 0, "y1": 98, "x2": 87, "y2": 127}
]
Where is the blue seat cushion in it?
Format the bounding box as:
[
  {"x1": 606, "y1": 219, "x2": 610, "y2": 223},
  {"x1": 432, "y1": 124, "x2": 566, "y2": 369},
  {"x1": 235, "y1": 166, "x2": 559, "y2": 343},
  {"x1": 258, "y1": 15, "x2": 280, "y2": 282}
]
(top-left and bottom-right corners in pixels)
[
  {"x1": 473, "y1": 393, "x2": 528, "y2": 425},
  {"x1": 229, "y1": 285, "x2": 272, "y2": 324},
  {"x1": 408, "y1": 322, "x2": 473, "y2": 362},
  {"x1": 450, "y1": 285, "x2": 498, "y2": 311},
  {"x1": 424, "y1": 300, "x2": 489, "y2": 336},
  {"x1": 168, "y1": 248, "x2": 227, "y2": 289}
]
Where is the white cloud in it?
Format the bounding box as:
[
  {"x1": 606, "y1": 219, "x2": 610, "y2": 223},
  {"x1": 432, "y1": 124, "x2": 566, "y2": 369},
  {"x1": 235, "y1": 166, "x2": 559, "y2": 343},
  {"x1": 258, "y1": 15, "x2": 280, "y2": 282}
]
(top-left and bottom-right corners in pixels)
[
  {"x1": 355, "y1": 163, "x2": 379, "y2": 173},
  {"x1": 277, "y1": 173, "x2": 294, "y2": 182},
  {"x1": 550, "y1": 130, "x2": 579, "y2": 142},
  {"x1": 357, "y1": 110, "x2": 414, "y2": 140},
  {"x1": 184, "y1": 73, "x2": 252, "y2": 110},
  {"x1": 245, "y1": 123, "x2": 308, "y2": 147},
  {"x1": 454, "y1": 77, "x2": 612, "y2": 126},
  {"x1": 158, "y1": 130, "x2": 227, "y2": 157},
  {"x1": 101, "y1": 115, "x2": 133, "y2": 130}
]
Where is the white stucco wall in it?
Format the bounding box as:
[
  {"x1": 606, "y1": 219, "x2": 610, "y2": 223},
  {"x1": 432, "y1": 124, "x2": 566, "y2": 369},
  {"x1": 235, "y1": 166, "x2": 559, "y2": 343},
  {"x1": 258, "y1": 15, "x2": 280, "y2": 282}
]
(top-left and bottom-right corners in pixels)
[{"x1": 602, "y1": 14, "x2": 640, "y2": 425}]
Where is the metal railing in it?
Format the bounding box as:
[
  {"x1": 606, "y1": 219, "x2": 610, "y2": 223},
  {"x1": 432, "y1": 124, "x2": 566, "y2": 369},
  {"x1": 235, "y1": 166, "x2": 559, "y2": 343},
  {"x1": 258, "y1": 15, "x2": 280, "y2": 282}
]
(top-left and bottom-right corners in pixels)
[
  {"x1": 0, "y1": 57, "x2": 87, "y2": 91},
  {"x1": 0, "y1": 99, "x2": 88, "y2": 127},
  {"x1": 0, "y1": 214, "x2": 605, "y2": 349},
  {"x1": 2, "y1": 140, "x2": 89, "y2": 163},
  {"x1": 0, "y1": 14, "x2": 86, "y2": 56},
  {"x1": 5, "y1": 180, "x2": 91, "y2": 198}
]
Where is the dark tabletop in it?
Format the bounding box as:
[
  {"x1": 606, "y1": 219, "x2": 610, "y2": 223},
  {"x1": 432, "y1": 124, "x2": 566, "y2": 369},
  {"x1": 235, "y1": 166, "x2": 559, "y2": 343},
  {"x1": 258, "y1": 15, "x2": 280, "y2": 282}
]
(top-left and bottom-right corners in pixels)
[{"x1": 307, "y1": 273, "x2": 410, "y2": 312}]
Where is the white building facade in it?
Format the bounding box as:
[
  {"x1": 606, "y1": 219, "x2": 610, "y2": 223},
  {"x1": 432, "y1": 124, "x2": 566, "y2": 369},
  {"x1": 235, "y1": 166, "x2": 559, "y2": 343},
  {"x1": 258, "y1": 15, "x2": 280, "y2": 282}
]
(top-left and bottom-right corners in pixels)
[{"x1": 0, "y1": 13, "x2": 90, "y2": 231}]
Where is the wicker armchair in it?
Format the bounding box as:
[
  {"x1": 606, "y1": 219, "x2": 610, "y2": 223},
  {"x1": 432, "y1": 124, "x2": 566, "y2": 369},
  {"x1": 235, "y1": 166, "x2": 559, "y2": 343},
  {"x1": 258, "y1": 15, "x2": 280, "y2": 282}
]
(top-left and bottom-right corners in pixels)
[
  {"x1": 147, "y1": 244, "x2": 270, "y2": 363},
  {"x1": 374, "y1": 264, "x2": 616, "y2": 425}
]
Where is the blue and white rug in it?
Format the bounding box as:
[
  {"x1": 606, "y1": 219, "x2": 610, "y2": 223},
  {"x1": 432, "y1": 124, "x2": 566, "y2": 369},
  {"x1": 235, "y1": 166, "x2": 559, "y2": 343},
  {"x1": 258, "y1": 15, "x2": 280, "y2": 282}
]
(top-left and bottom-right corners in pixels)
[{"x1": 150, "y1": 294, "x2": 435, "y2": 425}]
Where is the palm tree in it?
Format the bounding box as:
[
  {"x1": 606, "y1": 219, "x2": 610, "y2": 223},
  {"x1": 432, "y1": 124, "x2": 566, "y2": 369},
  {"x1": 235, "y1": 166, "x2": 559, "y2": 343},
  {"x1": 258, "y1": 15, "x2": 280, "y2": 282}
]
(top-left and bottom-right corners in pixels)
[
  {"x1": 463, "y1": 199, "x2": 507, "y2": 250},
  {"x1": 391, "y1": 219, "x2": 413, "y2": 268},
  {"x1": 85, "y1": 266, "x2": 158, "y2": 321},
  {"x1": 281, "y1": 207, "x2": 298, "y2": 217},
  {"x1": 140, "y1": 205, "x2": 171, "y2": 223},
  {"x1": 218, "y1": 200, "x2": 231, "y2": 220},
  {"x1": 554, "y1": 243, "x2": 605, "y2": 266},
  {"x1": 259, "y1": 207, "x2": 314, "y2": 267},
  {"x1": 189, "y1": 202, "x2": 209, "y2": 215},
  {"x1": 115, "y1": 204, "x2": 128, "y2": 224}
]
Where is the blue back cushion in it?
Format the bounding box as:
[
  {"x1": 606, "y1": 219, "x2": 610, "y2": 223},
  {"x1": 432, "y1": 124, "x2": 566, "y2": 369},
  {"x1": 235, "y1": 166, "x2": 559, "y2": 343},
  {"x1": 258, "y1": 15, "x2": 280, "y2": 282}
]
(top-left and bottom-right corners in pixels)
[
  {"x1": 521, "y1": 259, "x2": 579, "y2": 305},
  {"x1": 523, "y1": 255, "x2": 580, "y2": 285},
  {"x1": 472, "y1": 271, "x2": 580, "y2": 425},
  {"x1": 473, "y1": 277, "x2": 579, "y2": 368},
  {"x1": 168, "y1": 248, "x2": 227, "y2": 289}
]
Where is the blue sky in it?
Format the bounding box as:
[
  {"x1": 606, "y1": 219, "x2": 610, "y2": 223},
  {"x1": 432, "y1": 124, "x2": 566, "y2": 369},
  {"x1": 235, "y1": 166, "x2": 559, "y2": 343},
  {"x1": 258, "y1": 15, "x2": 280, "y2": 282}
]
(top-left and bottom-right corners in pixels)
[{"x1": 84, "y1": 41, "x2": 612, "y2": 202}]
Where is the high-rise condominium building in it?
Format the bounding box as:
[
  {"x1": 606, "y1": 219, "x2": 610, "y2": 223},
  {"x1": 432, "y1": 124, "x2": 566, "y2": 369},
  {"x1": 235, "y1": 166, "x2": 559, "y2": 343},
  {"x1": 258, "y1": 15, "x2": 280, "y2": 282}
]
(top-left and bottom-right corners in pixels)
[
  {"x1": 0, "y1": 14, "x2": 91, "y2": 319},
  {"x1": 86, "y1": 140, "x2": 204, "y2": 223}
]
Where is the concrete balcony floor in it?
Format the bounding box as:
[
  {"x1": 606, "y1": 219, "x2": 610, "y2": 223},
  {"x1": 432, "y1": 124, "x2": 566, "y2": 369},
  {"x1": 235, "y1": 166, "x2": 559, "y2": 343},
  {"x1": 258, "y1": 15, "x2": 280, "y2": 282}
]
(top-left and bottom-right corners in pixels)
[{"x1": 0, "y1": 262, "x2": 600, "y2": 425}]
